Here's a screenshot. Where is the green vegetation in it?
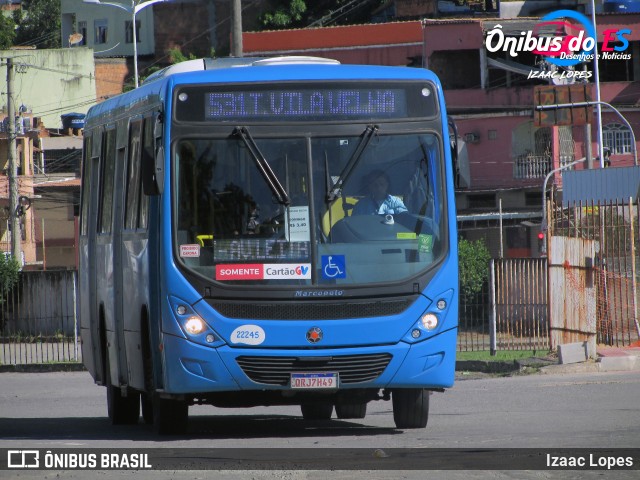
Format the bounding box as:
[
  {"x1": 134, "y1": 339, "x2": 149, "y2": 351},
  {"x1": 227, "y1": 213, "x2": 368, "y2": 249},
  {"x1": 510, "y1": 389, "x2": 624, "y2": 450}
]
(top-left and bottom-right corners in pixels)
[
  {"x1": 261, "y1": 0, "x2": 307, "y2": 28},
  {"x1": 458, "y1": 238, "x2": 491, "y2": 300},
  {"x1": 456, "y1": 349, "x2": 552, "y2": 362},
  {"x1": 13, "y1": 0, "x2": 61, "y2": 49},
  {"x1": 0, "y1": 254, "x2": 20, "y2": 301},
  {"x1": 0, "y1": 13, "x2": 16, "y2": 49},
  {"x1": 259, "y1": 0, "x2": 377, "y2": 30}
]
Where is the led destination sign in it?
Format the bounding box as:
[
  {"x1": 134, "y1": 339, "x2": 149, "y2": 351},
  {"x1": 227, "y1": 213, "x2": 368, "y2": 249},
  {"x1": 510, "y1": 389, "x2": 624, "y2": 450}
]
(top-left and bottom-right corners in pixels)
[
  {"x1": 174, "y1": 83, "x2": 436, "y2": 122},
  {"x1": 205, "y1": 89, "x2": 406, "y2": 120}
]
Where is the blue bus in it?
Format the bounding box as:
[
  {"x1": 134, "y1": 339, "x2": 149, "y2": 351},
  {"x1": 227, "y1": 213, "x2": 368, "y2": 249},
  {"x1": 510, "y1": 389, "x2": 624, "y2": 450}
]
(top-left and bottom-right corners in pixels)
[{"x1": 79, "y1": 56, "x2": 459, "y2": 434}]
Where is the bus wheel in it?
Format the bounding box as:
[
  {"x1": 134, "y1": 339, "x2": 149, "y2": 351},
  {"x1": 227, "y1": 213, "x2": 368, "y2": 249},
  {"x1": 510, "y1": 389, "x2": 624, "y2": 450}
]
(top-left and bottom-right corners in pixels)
[
  {"x1": 105, "y1": 355, "x2": 140, "y2": 425},
  {"x1": 153, "y1": 396, "x2": 188, "y2": 435},
  {"x1": 335, "y1": 402, "x2": 367, "y2": 419},
  {"x1": 392, "y1": 389, "x2": 430, "y2": 429},
  {"x1": 300, "y1": 403, "x2": 333, "y2": 420}
]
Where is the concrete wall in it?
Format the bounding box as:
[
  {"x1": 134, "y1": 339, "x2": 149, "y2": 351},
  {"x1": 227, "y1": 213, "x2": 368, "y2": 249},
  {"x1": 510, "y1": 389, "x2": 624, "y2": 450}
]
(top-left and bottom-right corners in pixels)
[{"x1": 0, "y1": 48, "x2": 96, "y2": 129}]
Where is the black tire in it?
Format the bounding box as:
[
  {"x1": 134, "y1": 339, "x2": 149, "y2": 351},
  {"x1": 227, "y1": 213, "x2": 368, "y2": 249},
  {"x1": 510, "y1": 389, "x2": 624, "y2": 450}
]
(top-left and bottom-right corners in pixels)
[
  {"x1": 392, "y1": 388, "x2": 430, "y2": 429},
  {"x1": 300, "y1": 403, "x2": 333, "y2": 420},
  {"x1": 335, "y1": 402, "x2": 367, "y2": 419},
  {"x1": 105, "y1": 353, "x2": 140, "y2": 425},
  {"x1": 153, "y1": 396, "x2": 189, "y2": 435}
]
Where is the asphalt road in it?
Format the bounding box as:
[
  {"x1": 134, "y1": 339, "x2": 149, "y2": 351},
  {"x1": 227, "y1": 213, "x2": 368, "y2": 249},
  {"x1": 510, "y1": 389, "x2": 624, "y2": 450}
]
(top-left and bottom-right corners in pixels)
[{"x1": 0, "y1": 369, "x2": 639, "y2": 479}]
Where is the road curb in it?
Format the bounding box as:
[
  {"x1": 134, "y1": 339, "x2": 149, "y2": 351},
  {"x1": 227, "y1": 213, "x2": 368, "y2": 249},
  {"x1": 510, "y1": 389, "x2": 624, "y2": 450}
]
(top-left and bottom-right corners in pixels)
[
  {"x1": 455, "y1": 360, "x2": 520, "y2": 374},
  {"x1": 0, "y1": 363, "x2": 87, "y2": 373}
]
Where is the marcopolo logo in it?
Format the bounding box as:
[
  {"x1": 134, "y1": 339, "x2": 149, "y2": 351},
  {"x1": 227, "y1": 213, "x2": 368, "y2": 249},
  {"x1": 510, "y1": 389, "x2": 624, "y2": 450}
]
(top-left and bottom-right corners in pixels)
[{"x1": 485, "y1": 9, "x2": 631, "y2": 67}]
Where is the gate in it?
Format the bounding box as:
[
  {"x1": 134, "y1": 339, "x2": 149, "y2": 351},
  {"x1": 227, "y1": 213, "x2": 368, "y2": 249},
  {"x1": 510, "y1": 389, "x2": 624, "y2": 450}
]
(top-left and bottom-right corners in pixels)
[
  {"x1": 492, "y1": 258, "x2": 549, "y2": 351},
  {"x1": 458, "y1": 258, "x2": 549, "y2": 352},
  {"x1": 548, "y1": 236, "x2": 597, "y2": 353},
  {"x1": 549, "y1": 198, "x2": 640, "y2": 347}
]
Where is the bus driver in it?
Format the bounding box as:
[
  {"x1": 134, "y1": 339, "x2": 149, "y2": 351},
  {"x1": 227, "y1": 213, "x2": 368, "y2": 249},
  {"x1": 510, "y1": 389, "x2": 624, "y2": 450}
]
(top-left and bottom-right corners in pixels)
[{"x1": 352, "y1": 169, "x2": 408, "y2": 216}]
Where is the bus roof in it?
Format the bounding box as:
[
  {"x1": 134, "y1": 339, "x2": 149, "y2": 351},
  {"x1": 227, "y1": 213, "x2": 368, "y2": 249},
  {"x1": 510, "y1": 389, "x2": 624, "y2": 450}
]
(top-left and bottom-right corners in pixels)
[
  {"x1": 85, "y1": 56, "x2": 443, "y2": 128},
  {"x1": 143, "y1": 56, "x2": 341, "y2": 84}
]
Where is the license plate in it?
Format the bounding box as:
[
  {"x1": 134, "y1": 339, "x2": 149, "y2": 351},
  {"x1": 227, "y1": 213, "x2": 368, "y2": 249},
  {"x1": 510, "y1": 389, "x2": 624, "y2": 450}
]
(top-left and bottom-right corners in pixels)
[{"x1": 290, "y1": 372, "x2": 338, "y2": 389}]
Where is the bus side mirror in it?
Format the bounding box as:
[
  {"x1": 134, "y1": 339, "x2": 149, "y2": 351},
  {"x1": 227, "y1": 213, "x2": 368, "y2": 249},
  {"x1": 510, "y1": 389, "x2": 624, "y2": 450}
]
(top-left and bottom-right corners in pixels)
[{"x1": 142, "y1": 145, "x2": 164, "y2": 196}]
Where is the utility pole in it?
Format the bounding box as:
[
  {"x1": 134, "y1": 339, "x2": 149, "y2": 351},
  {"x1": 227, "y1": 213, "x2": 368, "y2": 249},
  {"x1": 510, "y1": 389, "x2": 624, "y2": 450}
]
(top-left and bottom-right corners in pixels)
[
  {"x1": 231, "y1": 0, "x2": 243, "y2": 57},
  {"x1": 6, "y1": 57, "x2": 21, "y2": 263}
]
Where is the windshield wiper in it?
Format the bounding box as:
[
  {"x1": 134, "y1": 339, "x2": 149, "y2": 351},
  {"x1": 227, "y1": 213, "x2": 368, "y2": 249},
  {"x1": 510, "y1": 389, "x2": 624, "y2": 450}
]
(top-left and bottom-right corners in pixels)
[
  {"x1": 326, "y1": 125, "x2": 378, "y2": 203},
  {"x1": 234, "y1": 126, "x2": 290, "y2": 206}
]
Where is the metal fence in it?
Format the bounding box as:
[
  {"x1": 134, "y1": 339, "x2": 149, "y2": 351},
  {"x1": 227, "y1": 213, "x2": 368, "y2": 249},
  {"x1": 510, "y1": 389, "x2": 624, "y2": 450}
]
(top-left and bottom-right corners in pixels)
[
  {"x1": 458, "y1": 258, "x2": 549, "y2": 352},
  {"x1": 0, "y1": 270, "x2": 79, "y2": 365},
  {"x1": 549, "y1": 198, "x2": 640, "y2": 347},
  {"x1": 0, "y1": 258, "x2": 572, "y2": 363}
]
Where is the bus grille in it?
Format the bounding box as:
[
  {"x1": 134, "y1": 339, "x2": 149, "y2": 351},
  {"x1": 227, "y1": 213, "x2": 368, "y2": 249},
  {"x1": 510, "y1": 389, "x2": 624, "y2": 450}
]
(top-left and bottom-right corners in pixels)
[
  {"x1": 209, "y1": 297, "x2": 415, "y2": 320},
  {"x1": 236, "y1": 353, "x2": 393, "y2": 386}
]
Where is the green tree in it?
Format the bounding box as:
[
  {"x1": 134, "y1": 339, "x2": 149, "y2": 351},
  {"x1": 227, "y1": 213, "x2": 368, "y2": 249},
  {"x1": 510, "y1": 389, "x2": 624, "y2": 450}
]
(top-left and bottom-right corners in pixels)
[
  {"x1": 0, "y1": 13, "x2": 16, "y2": 49},
  {"x1": 259, "y1": 0, "x2": 378, "y2": 30},
  {"x1": 0, "y1": 254, "x2": 20, "y2": 333},
  {"x1": 13, "y1": 0, "x2": 61, "y2": 49},
  {"x1": 0, "y1": 253, "x2": 20, "y2": 301},
  {"x1": 261, "y1": 0, "x2": 307, "y2": 28},
  {"x1": 458, "y1": 238, "x2": 491, "y2": 300}
]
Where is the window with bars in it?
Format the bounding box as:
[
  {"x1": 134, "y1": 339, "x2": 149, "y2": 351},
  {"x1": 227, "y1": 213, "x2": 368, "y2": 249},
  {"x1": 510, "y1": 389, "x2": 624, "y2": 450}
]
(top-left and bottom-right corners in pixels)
[
  {"x1": 125, "y1": 20, "x2": 141, "y2": 44},
  {"x1": 603, "y1": 123, "x2": 632, "y2": 154},
  {"x1": 78, "y1": 21, "x2": 87, "y2": 46},
  {"x1": 94, "y1": 19, "x2": 108, "y2": 44}
]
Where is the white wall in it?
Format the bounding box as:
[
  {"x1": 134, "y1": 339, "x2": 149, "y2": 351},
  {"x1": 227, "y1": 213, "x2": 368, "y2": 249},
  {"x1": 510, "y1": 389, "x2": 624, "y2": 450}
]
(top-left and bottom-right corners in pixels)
[{"x1": 0, "y1": 48, "x2": 96, "y2": 129}]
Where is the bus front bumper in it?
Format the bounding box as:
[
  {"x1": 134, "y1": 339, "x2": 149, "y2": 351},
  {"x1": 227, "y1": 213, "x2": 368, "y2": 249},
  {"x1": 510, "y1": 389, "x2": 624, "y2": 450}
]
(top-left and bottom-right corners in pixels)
[{"x1": 161, "y1": 327, "x2": 457, "y2": 395}]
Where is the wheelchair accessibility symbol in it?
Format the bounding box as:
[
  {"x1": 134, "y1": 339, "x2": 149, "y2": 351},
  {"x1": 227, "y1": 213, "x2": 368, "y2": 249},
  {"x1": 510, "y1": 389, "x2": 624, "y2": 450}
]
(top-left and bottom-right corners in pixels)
[{"x1": 321, "y1": 255, "x2": 346, "y2": 279}]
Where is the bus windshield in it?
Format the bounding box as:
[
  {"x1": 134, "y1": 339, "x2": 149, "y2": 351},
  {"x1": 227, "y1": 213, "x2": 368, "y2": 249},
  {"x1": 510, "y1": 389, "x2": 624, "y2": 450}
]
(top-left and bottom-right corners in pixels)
[{"x1": 174, "y1": 131, "x2": 445, "y2": 286}]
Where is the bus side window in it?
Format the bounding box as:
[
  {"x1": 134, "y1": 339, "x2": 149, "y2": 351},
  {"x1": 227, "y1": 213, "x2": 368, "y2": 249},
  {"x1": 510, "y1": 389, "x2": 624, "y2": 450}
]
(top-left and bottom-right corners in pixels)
[
  {"x1": 141, "y1": 114, "x2": 163, "y2": 196},
  {"x1": 124, "y1": 120, "x2": 143, "y2": 230},
  {"x1": 98, "y1": 128, "x2": 117, "y2": 234},
  {"x1": 80, "y1": 135, "x2": 93, "y2": 236},
  {"x1": 138, "y1": 118, "x2": 153, "y2": 229}
]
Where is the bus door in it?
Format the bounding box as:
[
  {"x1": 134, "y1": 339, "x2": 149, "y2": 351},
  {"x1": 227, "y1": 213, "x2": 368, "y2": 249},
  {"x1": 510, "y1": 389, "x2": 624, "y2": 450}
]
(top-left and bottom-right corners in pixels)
[
  {"x1": 95, "y1": 126, "x2": 123, "y2": 385},
  {"x1": 80, "y1": 129, "x2": 106, "y2": 383},
  {"x1": 117, "y1": 118, "x2": 151, "y2": 391},
  {"x1": 79, "y1": 132, "x2": 101, "y2": 380}
]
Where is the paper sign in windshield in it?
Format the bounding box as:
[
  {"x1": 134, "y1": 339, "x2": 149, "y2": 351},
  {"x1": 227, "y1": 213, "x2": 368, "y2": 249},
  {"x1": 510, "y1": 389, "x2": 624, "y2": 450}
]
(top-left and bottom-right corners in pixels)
[
  {"x1": 418, "y1": 234, "x2": 433, "y2": 253},
  {"x1": 285, "y1": 206, "x2": 310, "y2": 242},
  {"x1": 180, "y1": 244, "x2": 200, "y2": 257}
]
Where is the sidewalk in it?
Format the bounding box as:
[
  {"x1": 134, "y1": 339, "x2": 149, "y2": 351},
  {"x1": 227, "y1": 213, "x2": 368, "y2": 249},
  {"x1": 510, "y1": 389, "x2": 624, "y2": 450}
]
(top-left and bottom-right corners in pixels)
[
  {"x1": 455, "y1": 343, "x2": 640, "y2": 376},
  {"x1": 537, "y1": 344, "x2": 640, "y2": 375}
]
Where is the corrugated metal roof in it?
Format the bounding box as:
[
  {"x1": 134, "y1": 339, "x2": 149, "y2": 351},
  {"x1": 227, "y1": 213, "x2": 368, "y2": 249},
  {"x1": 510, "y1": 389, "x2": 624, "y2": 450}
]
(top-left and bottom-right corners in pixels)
[{"x1": 562, "y1": 166, "x2": 640, "y2": 206}]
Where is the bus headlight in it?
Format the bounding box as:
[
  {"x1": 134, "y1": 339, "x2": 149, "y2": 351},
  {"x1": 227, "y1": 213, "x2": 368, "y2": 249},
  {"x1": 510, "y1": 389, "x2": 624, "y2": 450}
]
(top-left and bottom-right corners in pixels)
[
  {"x1": 421, "y1": 313, "x2": 439, "y2": 331},
  {"x1": 184, "y1": 316, "x2": 206, "y2": 335},
  {"x1": 169, "y1": 295, "x2": 224, "y2": 347}
]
